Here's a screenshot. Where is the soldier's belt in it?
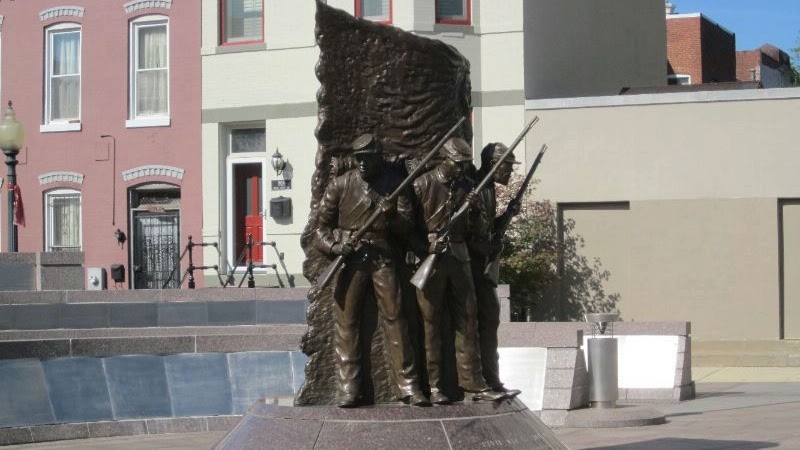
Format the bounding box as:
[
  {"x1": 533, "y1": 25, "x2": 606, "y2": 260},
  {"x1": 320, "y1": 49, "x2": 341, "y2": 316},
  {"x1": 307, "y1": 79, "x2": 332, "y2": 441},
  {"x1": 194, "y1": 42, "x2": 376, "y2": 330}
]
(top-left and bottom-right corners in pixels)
[
  {"x1": 340, "y1": 229, "x2": 390, "y2": 244},
  {"x1": 427, "y1": 233, "x2": 465, "y2": 244}
]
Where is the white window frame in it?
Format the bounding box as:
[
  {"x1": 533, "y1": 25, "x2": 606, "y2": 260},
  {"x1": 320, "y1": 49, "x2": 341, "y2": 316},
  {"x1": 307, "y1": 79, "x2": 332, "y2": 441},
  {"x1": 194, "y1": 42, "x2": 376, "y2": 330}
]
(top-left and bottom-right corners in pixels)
[
  {"x1": 668, "y1": 74, "x2": 692, "y2": 85},
  {"x1": 127, "y1": 15, "x2": 170, "y2": 128},
  {"x1": 41, "y1": 23, "x2": 82, "y2": 133},
  {"x1": 221, "y1": 0, "x2": 264, "y2": 45},
  {"x1": 436, "y1": 0, "x2": 470, "y2": 24},
  {"x1": 44, "y1": 188, "x2": 82, "y2": 252},
  {"x1": 356, "y1": 0, "x2": 391, "y2": 23},
  {"x1": 225, "y1": 124, "x2": 267, "y2": 270}
]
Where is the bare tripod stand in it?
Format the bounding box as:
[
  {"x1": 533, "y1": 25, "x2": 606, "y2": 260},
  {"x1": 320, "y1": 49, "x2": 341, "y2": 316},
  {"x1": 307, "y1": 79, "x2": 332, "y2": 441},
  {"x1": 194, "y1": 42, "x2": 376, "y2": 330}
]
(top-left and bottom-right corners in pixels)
[
  {"x1": 163, "y1": 235, "x2": 226, "y2": 289},
  {"x1": 228, "y1": 234, "x2": 296, "y2": 288}
]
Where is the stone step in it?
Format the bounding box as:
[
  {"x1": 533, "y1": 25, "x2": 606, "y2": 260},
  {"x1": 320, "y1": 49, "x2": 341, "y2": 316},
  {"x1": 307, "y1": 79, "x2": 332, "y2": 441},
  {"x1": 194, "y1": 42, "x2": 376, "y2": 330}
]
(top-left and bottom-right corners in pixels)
[
  {"x1": 0, "y1": 288, "x2": 310, "y2": 304},
  {"x1": 0, "y1": 325, "x2": 307, "y2": 360},
  {"x1": 0, "y1": 299, "x2": 308, "y2": 331},
  {"x1": 692, "y1": 340, "x2": 800, "y2": 367}
]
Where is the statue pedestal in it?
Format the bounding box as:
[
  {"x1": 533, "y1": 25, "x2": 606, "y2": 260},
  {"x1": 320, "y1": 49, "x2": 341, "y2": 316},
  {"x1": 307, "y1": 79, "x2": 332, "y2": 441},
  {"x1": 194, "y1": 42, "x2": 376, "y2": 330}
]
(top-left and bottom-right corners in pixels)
[{"x1": 214, "y1": 398, "x2": 569, "y2": 450}]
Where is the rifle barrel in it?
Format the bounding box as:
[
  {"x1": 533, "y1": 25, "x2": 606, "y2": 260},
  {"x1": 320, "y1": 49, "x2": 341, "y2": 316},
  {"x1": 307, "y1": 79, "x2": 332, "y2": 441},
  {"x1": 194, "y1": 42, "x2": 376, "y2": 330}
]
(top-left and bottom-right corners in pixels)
[
  {"x1": 517, "y1": 144, "x2": 548, "y2": 195},
  {"x1": 316, "y1": 116, "x2": 466, "y2": 289},
  {"x1": 409, "y1": 117, "x2": 541, "y2": 289},
  {"x1": 472, "y1": 116, "x2": 539, "y2": 195}
]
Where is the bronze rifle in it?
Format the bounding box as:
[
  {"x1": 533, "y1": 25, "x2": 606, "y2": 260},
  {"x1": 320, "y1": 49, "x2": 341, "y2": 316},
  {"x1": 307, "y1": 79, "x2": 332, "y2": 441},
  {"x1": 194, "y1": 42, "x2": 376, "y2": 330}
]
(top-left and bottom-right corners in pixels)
[
  {"x1": 316, "y1": 116, "x2": 467, "y2": 289},
  {"x1": 483, "y1": 143, "x2": 548, "y2": 285},
  {"x1": 410, "y1": 116, "x2": 540, "y2": 290}
]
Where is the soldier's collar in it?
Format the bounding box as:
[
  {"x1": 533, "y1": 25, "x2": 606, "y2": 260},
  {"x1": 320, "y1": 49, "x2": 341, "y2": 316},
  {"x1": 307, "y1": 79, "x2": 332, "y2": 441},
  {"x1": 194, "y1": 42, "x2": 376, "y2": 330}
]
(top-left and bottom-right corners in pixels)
[{"x1": 434, "y1": 166, "x2": 452, "y2": 184}]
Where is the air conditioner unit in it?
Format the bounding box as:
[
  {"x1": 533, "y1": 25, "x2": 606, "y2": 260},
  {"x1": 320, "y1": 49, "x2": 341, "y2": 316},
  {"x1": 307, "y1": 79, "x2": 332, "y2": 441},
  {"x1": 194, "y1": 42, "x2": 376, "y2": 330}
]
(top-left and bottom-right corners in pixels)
[{"x1": 87, "y1": 267, "x2": 107, "y2": 291}]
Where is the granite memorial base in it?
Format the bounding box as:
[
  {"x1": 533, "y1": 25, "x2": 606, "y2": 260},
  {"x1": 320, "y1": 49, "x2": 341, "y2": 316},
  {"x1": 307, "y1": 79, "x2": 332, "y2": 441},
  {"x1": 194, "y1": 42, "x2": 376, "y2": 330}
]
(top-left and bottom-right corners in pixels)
[{"x1": 214, "y1": 398, "x2": 569, "y2": 450}]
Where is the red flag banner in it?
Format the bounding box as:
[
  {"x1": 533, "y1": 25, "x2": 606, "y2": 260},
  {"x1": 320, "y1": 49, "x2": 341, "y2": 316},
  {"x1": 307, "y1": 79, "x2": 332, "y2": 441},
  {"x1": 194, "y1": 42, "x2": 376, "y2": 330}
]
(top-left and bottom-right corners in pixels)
[{"x1": 9, "y1": 183, "x2": 24, "y2": 227}]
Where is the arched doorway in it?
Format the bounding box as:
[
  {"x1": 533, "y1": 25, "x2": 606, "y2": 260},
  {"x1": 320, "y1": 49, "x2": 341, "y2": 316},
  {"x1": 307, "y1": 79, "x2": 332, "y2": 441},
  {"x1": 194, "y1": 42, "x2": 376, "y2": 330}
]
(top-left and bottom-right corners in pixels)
[{"x1": 129, "y1": 183, "x2": 181, "y2": 289}]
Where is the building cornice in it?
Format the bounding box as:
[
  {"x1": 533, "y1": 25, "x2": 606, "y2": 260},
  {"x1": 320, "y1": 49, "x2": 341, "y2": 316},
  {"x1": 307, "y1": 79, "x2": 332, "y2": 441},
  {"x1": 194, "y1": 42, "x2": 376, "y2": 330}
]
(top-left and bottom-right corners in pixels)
[
  {"x1": 40, "y1": 6, "x2": 85, "y2": 22},
  {"x1": 123, "y1": 165, "x2": 184, "y2": 182},
  {"x1": 526, "y1": 88, "x2": 800, "y2": 111},
  {"x1": 667, "y1": 13, "x2": 734, "y2": 37},
  {"x1": 124, "y1": 0, "x2": 172, "y2": 14},
  {"x1": 38, "y1": 172, "x2": 85, "y2": 186}
]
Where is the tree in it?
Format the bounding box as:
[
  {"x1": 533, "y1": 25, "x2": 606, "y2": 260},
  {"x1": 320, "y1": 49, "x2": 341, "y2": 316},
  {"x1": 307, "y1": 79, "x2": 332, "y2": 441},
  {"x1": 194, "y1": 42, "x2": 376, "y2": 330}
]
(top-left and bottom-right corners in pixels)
[
  {"x1": 495, "y1": 174, "x2": 620, "y2": 321},
  {"x1": 792, "y1": 36, "x2": 800, "y2": 86}
]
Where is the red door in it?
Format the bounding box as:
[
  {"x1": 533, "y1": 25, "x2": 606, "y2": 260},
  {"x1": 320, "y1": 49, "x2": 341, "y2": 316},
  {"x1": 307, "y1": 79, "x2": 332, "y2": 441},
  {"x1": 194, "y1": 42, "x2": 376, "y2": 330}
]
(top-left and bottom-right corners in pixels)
[{"x1": 235, "y1": 164, "x2": 263, "y2": 263}]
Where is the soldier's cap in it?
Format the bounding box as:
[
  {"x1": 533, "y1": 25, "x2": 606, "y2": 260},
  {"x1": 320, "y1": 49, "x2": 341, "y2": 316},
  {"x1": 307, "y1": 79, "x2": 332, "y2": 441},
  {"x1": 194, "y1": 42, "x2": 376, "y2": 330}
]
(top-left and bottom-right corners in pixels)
[
  {"x1": 490, "y1": 143, "x2": 520, "y2": 165},
  {"x1": 351, "y1": 133, "x2": 381, "y2": 156},
  {"x1": 441, "y1": 137, "x2": 473, "y2": 162}
]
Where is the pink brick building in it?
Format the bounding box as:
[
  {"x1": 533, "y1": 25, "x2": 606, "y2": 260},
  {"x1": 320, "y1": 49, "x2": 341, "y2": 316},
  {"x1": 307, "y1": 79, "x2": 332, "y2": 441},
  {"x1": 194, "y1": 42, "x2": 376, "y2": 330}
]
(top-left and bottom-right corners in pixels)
[{"x1": 0, "y1": 0, "x2": 202, "y2": 289}]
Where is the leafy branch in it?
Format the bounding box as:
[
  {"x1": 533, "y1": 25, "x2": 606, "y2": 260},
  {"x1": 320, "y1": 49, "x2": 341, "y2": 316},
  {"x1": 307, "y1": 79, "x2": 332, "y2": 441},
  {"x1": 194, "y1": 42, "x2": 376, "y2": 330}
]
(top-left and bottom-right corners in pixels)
[{"x1": 495, "y1": 174, "x2": 620, "y2": 321}]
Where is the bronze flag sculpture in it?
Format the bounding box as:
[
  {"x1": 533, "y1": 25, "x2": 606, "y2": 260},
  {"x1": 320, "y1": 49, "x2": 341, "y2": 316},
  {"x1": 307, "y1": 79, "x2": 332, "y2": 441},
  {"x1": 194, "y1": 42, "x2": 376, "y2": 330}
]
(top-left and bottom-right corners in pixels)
[
  {"x1": 297, "y1": 1, "x2": 473, "y2": 406},
  {"x1": 215, "y1": 3, "x2": 574, "y2": 449},
  {"x1": 298, "y1": 0, "x2": 541, "y2": 408}
]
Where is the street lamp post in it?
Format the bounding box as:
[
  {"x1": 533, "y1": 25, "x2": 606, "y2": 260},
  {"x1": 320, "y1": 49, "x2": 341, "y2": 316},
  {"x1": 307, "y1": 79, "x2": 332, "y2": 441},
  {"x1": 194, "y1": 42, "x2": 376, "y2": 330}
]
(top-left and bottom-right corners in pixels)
[{"x1": 0, "y1": 102, "x2": 26, "y2": 252}]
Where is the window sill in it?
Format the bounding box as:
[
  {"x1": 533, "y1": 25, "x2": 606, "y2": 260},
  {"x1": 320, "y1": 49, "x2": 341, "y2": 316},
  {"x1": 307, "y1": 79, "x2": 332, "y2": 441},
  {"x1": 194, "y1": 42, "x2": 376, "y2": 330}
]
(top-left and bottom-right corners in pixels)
[
  {"x1": 215, "y1": 42, "x2": 267, "y2": 54},
  {"x1": 432, "y1": 23, "x2": 475, "y2": 36},
  {"x1": 40, "y1": 122, "x2": 82, "y2": 133},
  {"x1": 126, "y1": 117, "x2": 171, "y2": 128}
]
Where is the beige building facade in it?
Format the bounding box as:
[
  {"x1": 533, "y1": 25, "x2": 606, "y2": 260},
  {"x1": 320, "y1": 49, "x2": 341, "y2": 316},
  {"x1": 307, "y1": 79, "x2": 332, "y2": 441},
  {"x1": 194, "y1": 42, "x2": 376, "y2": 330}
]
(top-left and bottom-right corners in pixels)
[
  {"x1": 525, "y1": 89, "x2": 800, "y2": 340},
  {"x1": 201, "y1": 0, "x2": 528, "y2": 286},
  {"x1": 523, "y1": 0, "x2": 667, "y2": 99}
]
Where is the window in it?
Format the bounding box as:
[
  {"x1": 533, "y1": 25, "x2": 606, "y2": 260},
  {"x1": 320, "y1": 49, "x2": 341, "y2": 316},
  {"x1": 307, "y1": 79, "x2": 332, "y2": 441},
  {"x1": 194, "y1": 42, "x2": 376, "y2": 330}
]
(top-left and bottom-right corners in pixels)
[
  {"x1": 129, "y1": 16, "x2": 169, "y2": 127},
  {"x1": 221, "y1": 0, "x2": 264, "y2": 44},
  {"x1": 436, "y1": 0, "x2": 470, "y2": 24},
  {"x1": 44, "y1": 23, "x2": 81, "y2": 129},
  {"x1": 668, "y1": 74, "x2": 691, "y2": 85},
  {"x1": 231, "y1": 128, "x2": 266, "y2": 154},
  {"x1": 45, "y1": 189, "x2": 81, "y2": 252},
  {"x1": 355, "y1": 0, "x2": 391, "y2": 24}
]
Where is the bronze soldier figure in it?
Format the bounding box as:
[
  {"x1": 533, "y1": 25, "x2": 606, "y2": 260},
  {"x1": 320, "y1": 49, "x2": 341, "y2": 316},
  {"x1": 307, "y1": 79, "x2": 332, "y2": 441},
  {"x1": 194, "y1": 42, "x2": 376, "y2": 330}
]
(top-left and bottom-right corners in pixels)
[
  {"x1": 411, "y1": 137, "x2": 506, "y2": 404},
  {"x1": 315, "y1": 134, "x2": 429, "y2": 408},
  {"x1": 469, "y1": 143, "x2": 522, "y2": 396}
]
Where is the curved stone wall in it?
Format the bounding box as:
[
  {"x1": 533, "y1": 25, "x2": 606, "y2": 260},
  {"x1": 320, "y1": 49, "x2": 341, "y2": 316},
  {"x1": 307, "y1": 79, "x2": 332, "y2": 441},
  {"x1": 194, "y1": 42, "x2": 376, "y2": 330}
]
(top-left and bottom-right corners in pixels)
[{"x1": 0, "y1": 350, "x2": 307, "y2": 429}]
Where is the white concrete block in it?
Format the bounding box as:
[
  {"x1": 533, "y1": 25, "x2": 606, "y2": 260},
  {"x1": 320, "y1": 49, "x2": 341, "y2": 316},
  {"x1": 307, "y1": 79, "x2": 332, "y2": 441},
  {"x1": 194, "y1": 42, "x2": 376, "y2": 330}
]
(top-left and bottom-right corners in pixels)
[{"x1": 498, "y1": 347, "x2": 547, "y2": 410}]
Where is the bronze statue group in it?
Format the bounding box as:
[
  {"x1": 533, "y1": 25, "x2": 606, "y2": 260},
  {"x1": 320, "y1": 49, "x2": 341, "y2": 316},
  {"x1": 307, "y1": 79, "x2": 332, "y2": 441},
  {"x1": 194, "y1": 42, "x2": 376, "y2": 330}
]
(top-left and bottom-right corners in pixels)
[{"x1": 314, "y1": 120, "x2": 539, "y2": 408}]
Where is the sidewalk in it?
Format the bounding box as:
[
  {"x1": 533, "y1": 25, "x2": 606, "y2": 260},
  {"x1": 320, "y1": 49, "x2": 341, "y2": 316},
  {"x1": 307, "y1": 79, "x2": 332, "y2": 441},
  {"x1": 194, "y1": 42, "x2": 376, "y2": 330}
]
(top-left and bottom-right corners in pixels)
[
  {"x1": 3, "y1": 369, "x2": 800, "y2": 449},
  {"x1": 693, "y1": 366, "x2": 800, "y2": 383},
  {"x1": 557, "y1": 381, "x2": 800, "y2": 449},
  {"x1": 554, "y1": 367, "x2": 800, "y2": 449}
]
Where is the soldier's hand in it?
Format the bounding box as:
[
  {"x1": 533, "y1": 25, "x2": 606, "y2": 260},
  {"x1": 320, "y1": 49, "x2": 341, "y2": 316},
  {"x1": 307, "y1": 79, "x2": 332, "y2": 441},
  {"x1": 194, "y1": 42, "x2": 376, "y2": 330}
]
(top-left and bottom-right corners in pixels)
[
  {"x1": 465, "y1": 192, "x2": 480, "y2": 209},
  {"x1": 378, "y1": 197, "x2": 396, "y2": 215},
  {"x1": 332, "y1": 242, "x2": 354, "y2": 256},
  {"x1": 428, "y1": 239, "x2": 447, "y2": 254}
]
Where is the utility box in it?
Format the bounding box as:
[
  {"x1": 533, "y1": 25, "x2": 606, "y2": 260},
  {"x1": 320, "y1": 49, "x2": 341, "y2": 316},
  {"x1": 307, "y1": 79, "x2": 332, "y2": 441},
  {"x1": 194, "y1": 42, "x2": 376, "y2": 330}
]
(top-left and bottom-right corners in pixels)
[
  {"x1": 269, "y1": 196, "x2": 292, "y2": 219},
  {"x1": 110, "y1": 264, "x2": 125, "y2": 283},
  {"x1": 86, "y1": 267, "x2": 107, "y2": 290}
]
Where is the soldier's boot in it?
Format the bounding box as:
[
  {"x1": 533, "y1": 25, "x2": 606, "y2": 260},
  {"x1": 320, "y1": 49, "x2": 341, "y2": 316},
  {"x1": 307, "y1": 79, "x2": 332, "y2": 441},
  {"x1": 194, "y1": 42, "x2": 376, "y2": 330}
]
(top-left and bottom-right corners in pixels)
[
  {"x1": 467, "y1": 388, "x2": 507, "y2": 402},
  {"x1": 430, "y1": 390, "x2": 452, "y2": 405},
  {"x1": 403, "y1": 391, "x2": 432, "y2": 407},
  {"x1": 491, "y1": 384, "x2": 522, "y2": 399}
]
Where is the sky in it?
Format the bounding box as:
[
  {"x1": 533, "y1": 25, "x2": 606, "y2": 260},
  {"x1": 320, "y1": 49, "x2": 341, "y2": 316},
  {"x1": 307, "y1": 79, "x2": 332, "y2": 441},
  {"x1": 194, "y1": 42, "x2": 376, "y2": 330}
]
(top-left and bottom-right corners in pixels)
[{"x1": 671, "y1": 0, "x2": 800, "y2": 53}]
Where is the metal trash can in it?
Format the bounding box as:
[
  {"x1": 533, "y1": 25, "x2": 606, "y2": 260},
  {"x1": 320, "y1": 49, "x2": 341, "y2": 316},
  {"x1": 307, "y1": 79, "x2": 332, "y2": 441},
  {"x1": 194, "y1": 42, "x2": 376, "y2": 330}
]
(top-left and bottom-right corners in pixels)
[{"x1": 586, "y1": 312, "x2": 620, "y2": 409}]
